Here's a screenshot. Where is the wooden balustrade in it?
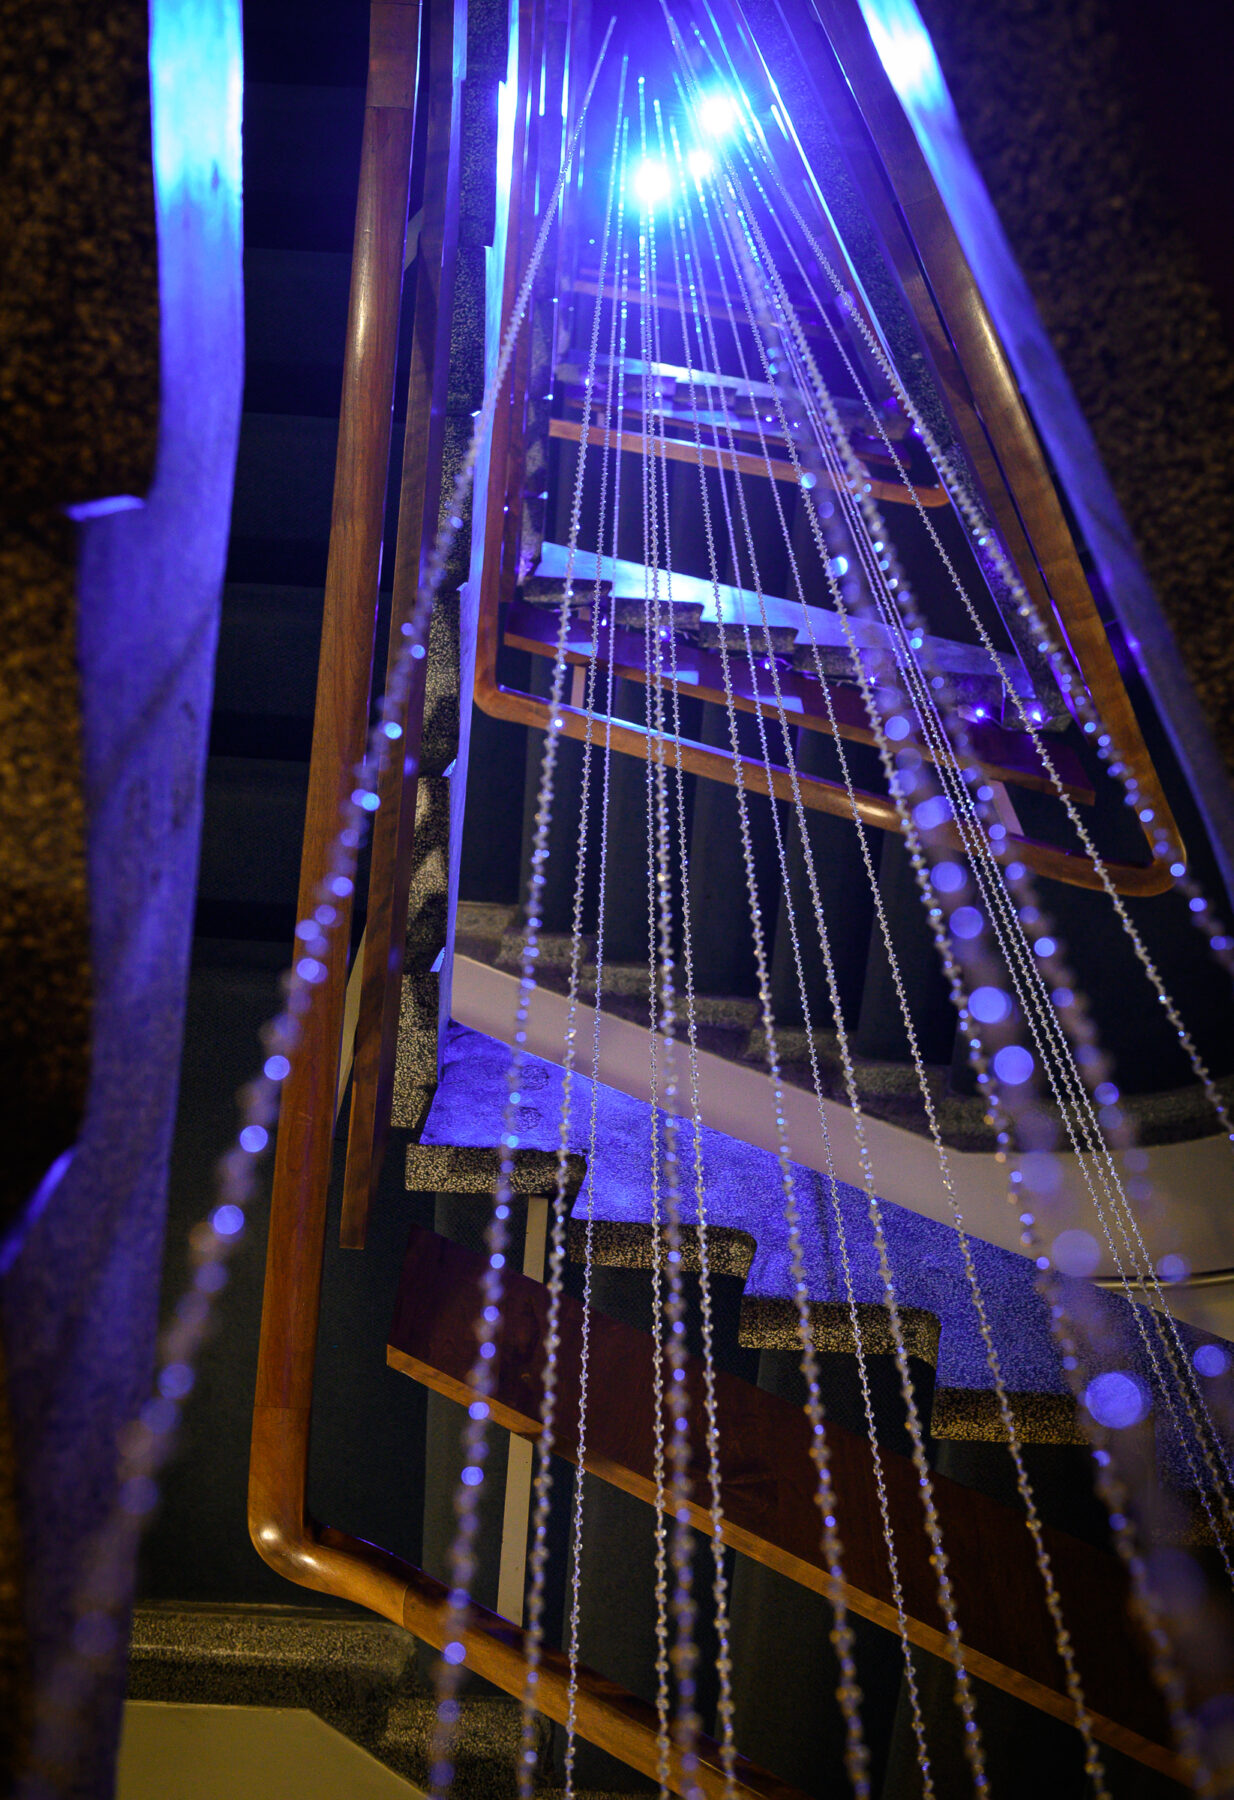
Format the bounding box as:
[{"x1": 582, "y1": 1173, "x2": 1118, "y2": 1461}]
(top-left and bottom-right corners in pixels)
[
  {"x1": 250, "y1": 0, "x2": 421, "y2": 1595},
  {"x1": 249, "y1": 1, "x2": 1201, "y2": 1793},
  {"x1": 340, "y1": 0, "x2": 463, "y2": 1249}
]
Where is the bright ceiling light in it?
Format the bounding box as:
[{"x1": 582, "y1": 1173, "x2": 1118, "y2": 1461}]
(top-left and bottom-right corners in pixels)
[
  {"x1": 697, "y1": 91, "x2": 738, "y2": 138},
  {"x1": 633, "y1": 158, "x2": 671, "y2": 207}
]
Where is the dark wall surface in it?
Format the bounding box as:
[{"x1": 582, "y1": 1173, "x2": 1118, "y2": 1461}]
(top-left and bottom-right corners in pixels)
[
  {"x1": 136, "y1": 0, "x2": 432, "y2": 1618},
  {"x1": 0, "y1": 1, "x2": 159, "y2": 1239},
  {"x1": 0, "y1": 0, "x2": 243, "y2": 1790},
  {"x1": 916, "y1": 0, "x2": 1234, "y2": 778}
]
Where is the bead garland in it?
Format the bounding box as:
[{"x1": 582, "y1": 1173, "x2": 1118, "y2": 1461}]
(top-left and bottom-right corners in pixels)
[
  {"x1": 425, "y1": 30, "x2": 617, "y2": 1800},
  {"x1": 513, "y1": 74, "x2": 630, "y2": 1800},
  {"x1": 563, "y1": 159, "x2": 630, "y2": 1800},
  {"x1": 725, "y1": 146, "x2": 1234, "y2": 1547},
  {"x1": 638, "y1": 108, "x2": 706, "y2": 1798},
  {"x1": 707, "y1": 123, "x2": 1216, "y2": 1776},
  {"x1": 676, "y1": 139, "x2": 991, "y2": 1793}
]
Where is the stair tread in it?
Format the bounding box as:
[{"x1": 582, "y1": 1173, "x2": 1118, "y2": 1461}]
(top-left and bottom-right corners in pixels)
[
  {"x1": 387, "y1": 1224, "x2": 1172, "y2": 1754},
  {"x1": 409, "y1": 1025, "x2": 1063, "y2": 1414}
]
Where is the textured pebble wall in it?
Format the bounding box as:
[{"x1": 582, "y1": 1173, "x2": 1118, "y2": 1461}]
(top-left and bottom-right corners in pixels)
[{"x1": 917, "y1": 0, "x2": 1234, "y2": 776}]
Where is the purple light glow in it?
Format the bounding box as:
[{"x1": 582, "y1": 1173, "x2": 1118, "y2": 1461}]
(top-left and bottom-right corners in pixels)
[
  {"x1": 1084, "y1": 1371, "x2": 1149, "y2": 1429},
  {"x1": 951, "y1": 905, "x2": 983, "y2": 939},
  {"x1": 913, "y1": 795, "x2": 952, "y2": 831},
  {"x1": 993, "y1": 1044, "x2": 1034, "y2": 1085},
  {"x1": 1052, "y1": 1230, "x2": 1101, "y2": 1277}
]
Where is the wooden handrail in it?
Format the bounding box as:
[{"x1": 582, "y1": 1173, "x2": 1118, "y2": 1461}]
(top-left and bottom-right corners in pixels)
[
  {"x1": 475, "y1": 602, "x2": 1176, "y2": 897},
  {"x1": 251, "y1": 0, "x2": 419, "y2": 1548},
  {"x1": 248, "y1": 8, "x2": 820, "y2": 1790},
  {"x1": 547, "y1": 414, "x2": 951, "y2": 507},
  {"x1": 703, "y1": 0, "x2": 1186, "y2": 888},
  {"x1": 341, "y1": 0, "x2": 463, "y2": 1250},
  {"x1": 504, "y1": 599, "x2": 1096, "y2": 801},
  {"x1": 249, "y1": 1405, "x2": 803, "y2": 1800}
]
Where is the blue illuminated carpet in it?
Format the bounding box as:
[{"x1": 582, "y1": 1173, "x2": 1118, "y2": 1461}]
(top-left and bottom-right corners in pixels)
[{"x1": 408, "y1": 1023, "x2": 1228, "y2": 1454}]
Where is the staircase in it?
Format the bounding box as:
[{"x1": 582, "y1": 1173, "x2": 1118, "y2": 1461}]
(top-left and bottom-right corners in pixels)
[{"x1": 136, "y1": 0, "x2": 1229, "y2": 1796}]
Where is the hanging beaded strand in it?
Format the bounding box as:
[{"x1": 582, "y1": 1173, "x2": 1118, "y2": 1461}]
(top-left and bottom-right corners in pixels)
[
  {"x1": 675, "y1": 137, "x2": 990, "y2": 1795},
  {"x1": 698, "y1": 121, "x2": 1211, "y2": 1777},
  {"x1": 634, "y1": 79, "x2": 715, "y2": 1796},
  {"x1": 425, "y1": 27, "x2": 619, "y2": 1800},
  {"x1": 563, "y1": 121, "x2": 631, "y2": 1800},
  {"x1": 658, "y1": 80, "x2": 875, "y2": 1800},
  {"x1": 653, "y1": 96, "x2": 741, "y2": 1797},
  {"x1": 645, "y1": 108, "x2": 755, "y2": 1794},
  {"x1": 635, "y1": 104, "x2": 676, "y2": 1796},
  {"x1": 513, "y1": 61, "x2": 628, "y2": 1800},
  {"x1": 720, "y1": 146, "x2": 1234, "y2": 1548}
]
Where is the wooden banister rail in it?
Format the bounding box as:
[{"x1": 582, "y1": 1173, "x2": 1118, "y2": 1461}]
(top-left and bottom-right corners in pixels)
[
  {"x1": 474, "y1": 612, "x2": 1176, "y2": 897},
  {"x1": 249, "y1": 1405, "x2": 802, "y2": 1800},
  {"x1": 250, "y1": 0, "x2": 420, "y2": 1567},
  {"x1": 341, "y1": 0, "x2": 463, "y2": 1249},
  {"x1": 248, "y1": 8, "x2": 820, "y2": 1793},
  {"x1": 704, "y1": 0, "x2": 1185, "y2": 888}
]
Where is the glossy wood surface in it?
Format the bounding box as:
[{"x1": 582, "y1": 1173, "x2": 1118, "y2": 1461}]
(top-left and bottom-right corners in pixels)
[
  {"x1": 716, "y1": 0, "x2": 1185, "y2": 886},
  {"x1": 341, "y1": 0, "x2": 462, "y2": 1249},
  {"x1": 388, "y1": 1224, "x2": 1184, "y2": 1781},
  {"x1": 476, "y1": 613, "x2": 1174, "y2": 896},
  {"x1": 504, "y1": 599, "x2": 1095, "y2": 800},
  {"x1": 547, "y1": 414, "x2": 949, "y2": 507},
  {"x1": 253, "y1": 0, "x2": 418, "y2": 1418},
  {"x1": 251, "y1": 1402, "x2": 804, "y2": 1800}
]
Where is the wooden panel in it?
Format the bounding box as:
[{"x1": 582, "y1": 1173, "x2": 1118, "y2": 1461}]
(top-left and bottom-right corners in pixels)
[
  {"x1": 388, "y1": 1223, "x2": 1184, "y2": 1781},
  {"x1": 342, "y1": 0, "x2": 462, "y2": 1248},
  {"x1": 254, "y1": 0, "x2": 418, "y2": 1417},
  {"x1": 547, "y1": 414, "x2": 949, "y2": 507},
  {"x1": 504, "y1": 598, "x2": 1095, "y2": 801}
]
